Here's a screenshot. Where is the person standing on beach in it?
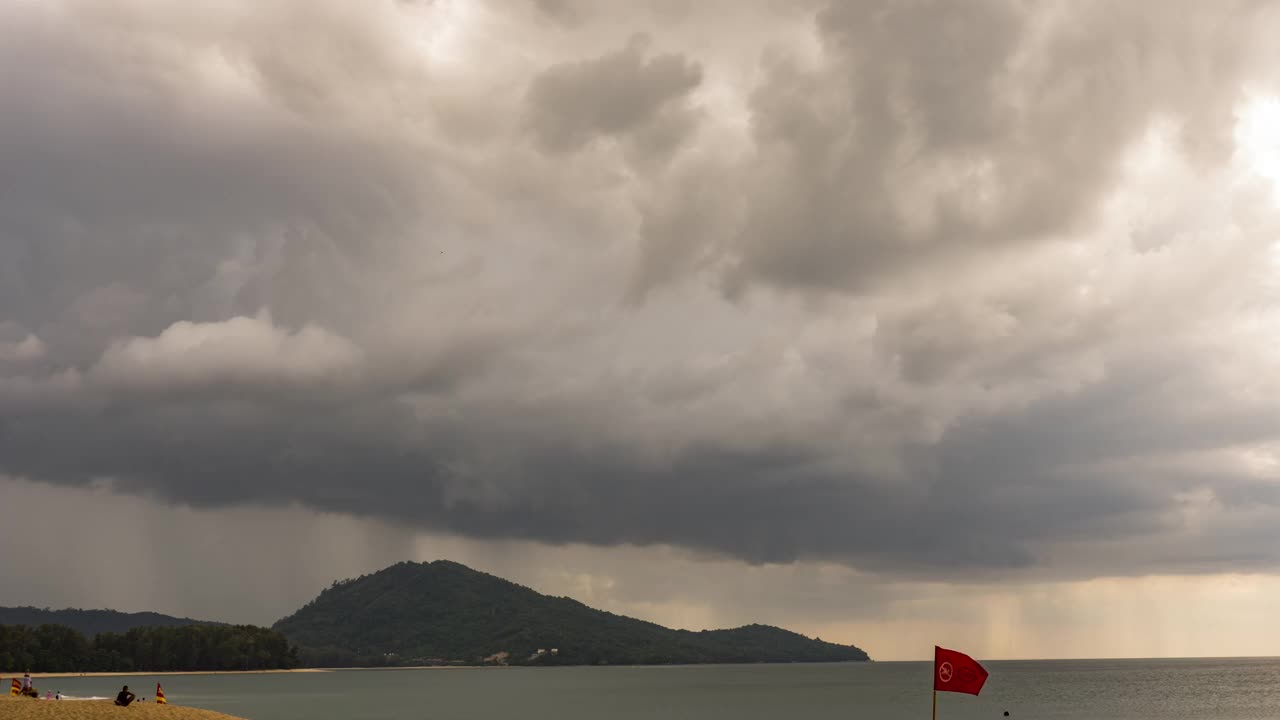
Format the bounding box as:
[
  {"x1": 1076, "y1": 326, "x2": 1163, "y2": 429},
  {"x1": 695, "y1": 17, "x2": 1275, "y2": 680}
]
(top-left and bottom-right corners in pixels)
[{"x1": 21, "y1": 672, "x2": 30, "y2": 693}]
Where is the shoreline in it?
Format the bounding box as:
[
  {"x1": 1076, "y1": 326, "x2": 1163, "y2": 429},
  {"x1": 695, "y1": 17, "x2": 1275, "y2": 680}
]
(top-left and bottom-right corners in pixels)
[
  {"x1": 23, "y1": 668, "x2": 332, "y2": 679},
  {"x1": 17, "y1": 659, "x2": 875, "y2": 679},
  {"x1": 21, "y1": 666, "x2": 506, "y2": 679}
]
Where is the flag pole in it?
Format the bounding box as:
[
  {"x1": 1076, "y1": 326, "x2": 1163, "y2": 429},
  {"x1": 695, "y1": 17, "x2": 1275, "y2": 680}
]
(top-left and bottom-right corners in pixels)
[{"x1": 932, "y1": 689, "x2": 937, "y2": 720}]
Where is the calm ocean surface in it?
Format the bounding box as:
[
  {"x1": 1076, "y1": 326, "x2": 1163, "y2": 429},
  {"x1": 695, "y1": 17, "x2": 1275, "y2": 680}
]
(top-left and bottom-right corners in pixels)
[{"x1": 34, "y1": 658, "x2": 1280, "y2": 720}]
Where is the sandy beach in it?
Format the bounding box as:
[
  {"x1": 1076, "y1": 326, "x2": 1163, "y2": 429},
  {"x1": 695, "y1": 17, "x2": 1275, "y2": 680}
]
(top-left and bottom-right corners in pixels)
[{"x1": 0, "y1": 696, "x2": 246, "y2": 720}]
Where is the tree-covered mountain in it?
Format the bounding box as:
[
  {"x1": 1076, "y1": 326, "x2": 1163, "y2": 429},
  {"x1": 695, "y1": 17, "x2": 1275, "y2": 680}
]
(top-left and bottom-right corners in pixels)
[
  {"x1": 0, "y1": 606, "x2": 224, "y2": 638},
  {"x1": 273, "y1": 560, "x2": 870, "y2": 667}
]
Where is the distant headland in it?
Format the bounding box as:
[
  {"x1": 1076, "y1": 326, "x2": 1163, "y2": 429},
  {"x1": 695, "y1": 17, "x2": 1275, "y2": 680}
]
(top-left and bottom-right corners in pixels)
[{"x1": 2, "y1": 560, "x2": 869, "y2": 672}]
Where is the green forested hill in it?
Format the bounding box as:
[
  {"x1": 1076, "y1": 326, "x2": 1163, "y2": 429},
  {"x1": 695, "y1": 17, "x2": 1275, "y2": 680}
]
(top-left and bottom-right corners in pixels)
[
  {"x1": 0, "y1": 606, "x2": 223, "y2": 637},
  {"x1": 273, "y1": 560, "x2": 870, "y2": 667}
]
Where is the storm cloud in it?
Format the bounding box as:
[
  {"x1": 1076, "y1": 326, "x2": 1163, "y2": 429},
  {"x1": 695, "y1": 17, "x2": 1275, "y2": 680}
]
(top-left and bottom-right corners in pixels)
[{"x1": 5, "y1": 0, "x2": 1280, "y2": 595}]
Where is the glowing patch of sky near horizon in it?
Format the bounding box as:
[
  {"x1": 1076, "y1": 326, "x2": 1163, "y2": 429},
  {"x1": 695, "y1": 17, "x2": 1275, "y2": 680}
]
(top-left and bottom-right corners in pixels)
[{"x1": 799, "y1": 574, "x2": 1280, "y2": 661}]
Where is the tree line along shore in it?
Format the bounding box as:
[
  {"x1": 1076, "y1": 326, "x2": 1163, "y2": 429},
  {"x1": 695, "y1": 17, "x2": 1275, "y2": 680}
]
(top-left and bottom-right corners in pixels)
[{"x1": 0, "y1": 623, "x2": 298, "y2": 674}]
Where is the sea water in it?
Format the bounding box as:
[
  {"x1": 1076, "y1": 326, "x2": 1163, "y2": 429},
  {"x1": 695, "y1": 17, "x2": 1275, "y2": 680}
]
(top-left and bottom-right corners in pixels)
[{"x1": 30, "y1": 657, "x2": 1280, "y2": 720}]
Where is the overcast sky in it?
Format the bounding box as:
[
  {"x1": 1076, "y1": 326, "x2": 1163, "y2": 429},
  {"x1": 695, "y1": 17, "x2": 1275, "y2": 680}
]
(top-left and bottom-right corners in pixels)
[{"x1": 5, "y1": 0, "x2": 1280, "y2": 661}]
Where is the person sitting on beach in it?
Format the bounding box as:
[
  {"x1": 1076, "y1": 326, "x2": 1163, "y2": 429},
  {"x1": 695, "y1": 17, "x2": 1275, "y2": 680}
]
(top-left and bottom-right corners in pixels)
[{"x1": 115, "y1": 685, "x2": 136, "y2": 707}]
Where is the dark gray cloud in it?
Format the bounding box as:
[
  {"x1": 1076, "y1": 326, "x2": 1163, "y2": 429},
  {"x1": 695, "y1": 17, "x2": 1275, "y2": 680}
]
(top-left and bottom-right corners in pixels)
[
  {"x1": 526, "y1": 35, "x2": 703, "y2": 155},
  {"x1": 3, "y1": 0, "x2": 1280, "y2": 595}
]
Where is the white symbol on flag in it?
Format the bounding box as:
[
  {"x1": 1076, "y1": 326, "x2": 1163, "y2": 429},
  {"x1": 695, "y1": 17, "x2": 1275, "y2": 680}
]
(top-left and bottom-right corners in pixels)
[{"x1": 938, "y1": 661, "x2": 954, "y2": 683}]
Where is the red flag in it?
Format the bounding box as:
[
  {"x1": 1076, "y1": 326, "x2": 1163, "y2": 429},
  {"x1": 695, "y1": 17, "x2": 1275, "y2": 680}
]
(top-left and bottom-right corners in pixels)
[{"x1": 934, "y1": 646, "x2": 988, "y2": 696}]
